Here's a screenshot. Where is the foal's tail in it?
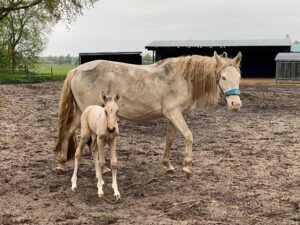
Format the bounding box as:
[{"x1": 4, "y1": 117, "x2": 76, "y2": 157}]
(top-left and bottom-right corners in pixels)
[{"x1": 54, "y1": 69, "x2": 77, "y2": 162}]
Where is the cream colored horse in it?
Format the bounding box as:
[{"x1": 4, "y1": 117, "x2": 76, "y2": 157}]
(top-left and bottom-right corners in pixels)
[
  {"x1": 55, "y1": 51, "x2": 242, "y2": 178},
  {"x1": 71, "y1": 92, "x2": 121, "y2": 199}
]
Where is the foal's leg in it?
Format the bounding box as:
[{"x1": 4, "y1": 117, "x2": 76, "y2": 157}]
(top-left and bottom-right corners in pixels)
[
  {"x1": 88, "y1": 135, "x2": 111, "y2": 175},
  {"x1": 57, "y1": 108, "x2": 81, "y2": 174},
  {"x1": 109, "y1": 138, "x2": 120, "y2": 200},
  {"x1": 96, "y1": 137, "x2": 106, "y2": 197},
  {"x1": 71, "y1": 126, "x2": 90, "y2": 191},
  {"x1": 162, "y1": 121, "x2": 177, "y2": 172},
  {"x1": 164, "y1": 110, "x2": 193, "y2": 178}
]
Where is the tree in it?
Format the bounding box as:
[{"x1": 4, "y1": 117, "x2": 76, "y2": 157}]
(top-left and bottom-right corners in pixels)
[
  {"x1": 0, "y1": 0, "x2": 99, "y2": 22},
  {"x1": 58, "y1": 56, "x2": 65, "y2": 65},
  {"x1": 65, "y1": 54, "x2": 72, "y2": 64},
  {"x1": 0, "y1": 6, "x2": 52, "y2": 69}
]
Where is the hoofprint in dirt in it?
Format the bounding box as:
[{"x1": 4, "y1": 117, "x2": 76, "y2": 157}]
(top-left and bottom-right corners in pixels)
[{"x1": 0, "y1": 81, "x2": 299, "y2": 225}]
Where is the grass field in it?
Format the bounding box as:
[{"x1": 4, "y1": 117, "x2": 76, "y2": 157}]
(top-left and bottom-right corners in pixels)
[{"x1": 0, "y1": 64, "x2": 75, "y2": 84}]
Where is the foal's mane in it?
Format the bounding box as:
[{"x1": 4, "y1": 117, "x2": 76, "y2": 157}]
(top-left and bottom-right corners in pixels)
[{"x1": 174, "y1": 55, "x2": 239, "y2": 106}]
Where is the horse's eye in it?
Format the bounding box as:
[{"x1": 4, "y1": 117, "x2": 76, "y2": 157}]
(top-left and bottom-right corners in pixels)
[{"x1": 222, "y1": 76, "x2": 226, "y2": 81}]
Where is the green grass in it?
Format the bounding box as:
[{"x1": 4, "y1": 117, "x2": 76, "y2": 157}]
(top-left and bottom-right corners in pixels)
[{"x1": 0, "y1": 64, "x2": 76, "y2": 84}]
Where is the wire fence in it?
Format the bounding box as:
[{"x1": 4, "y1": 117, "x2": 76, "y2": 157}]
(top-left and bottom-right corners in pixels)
[{"x1": 0, "y1": 65, "x2": 74, "y2": 83}]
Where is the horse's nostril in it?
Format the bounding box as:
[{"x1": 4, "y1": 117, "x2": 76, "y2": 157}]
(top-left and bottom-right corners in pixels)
[
  {"x1": 231, "y1": 101, "x2": 234, "y2": 106},
  {"x1": 108, "y1": 127, "x2": 115, "y2": 133}
]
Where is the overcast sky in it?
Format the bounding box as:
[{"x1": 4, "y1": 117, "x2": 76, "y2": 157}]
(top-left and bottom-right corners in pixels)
[{"x1": 43, "y1": 0, "x2": 300, "y2": 56}]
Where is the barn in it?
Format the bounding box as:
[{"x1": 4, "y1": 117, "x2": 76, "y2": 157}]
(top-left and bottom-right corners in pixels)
[
  {"x1": 275, "y1": 53, "x2": 300, "y2": 83},
  {"x1": 79, "y1": 52, "x2": 142, "y2": 65},
  {"x1": 145, "y1": 39, "x2": 292, "y2": 78}
]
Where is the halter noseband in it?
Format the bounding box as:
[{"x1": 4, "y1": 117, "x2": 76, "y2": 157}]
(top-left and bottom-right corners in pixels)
[{"x1": 217, "y1": 79, "x2": 241, "y2": 97}]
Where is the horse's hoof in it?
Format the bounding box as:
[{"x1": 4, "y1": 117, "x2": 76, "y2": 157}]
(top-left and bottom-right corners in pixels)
[
  {"x1": 56, "y1": 167, "x2": 65, "y2": 175},
  {"x1": 102, "y1": 166, "x2": 111, "y2": 175},
  {"x1": 115, "y1": 195, "x2": 121, "y2": 200},
  {"x1": 162, "y1": 162, "x2": 175, "y2": 173},
  {"x1": 182, "y1": 168, "x2": 191, "y2": 179}
]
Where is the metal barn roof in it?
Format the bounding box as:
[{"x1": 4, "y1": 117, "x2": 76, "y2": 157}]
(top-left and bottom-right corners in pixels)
[
  {"x1": 146, "y1": 39, "x2": 292, "y2": 48},
  {"x1": 275, "y1": 53, "x2": 300, "y2": 61}
]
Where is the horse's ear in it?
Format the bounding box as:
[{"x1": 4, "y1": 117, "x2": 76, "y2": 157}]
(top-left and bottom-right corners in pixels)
[
  {"x1": 221, "y1": 52, "x2": 227, "y2": 58},
  {"x1": 101, "y1": 91, "x2": 108, "y2": 103},
  {"x1": 214, "y1": 51, "x2": 223, "y2": 67},
  {"x1": 233, "y1": 52, "x2": 242, "y2": 66},
  {"x1": 114, "y1": 90, "x2": 120, "y2": 102}
]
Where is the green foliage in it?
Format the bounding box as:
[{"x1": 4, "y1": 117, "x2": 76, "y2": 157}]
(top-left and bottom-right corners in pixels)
[
  {"x1": 0, "y1": 5, "x2": 53, "y2": 69},
  {"x1": 0, "y1": 0, "x2": 99, "y2": 22},
  {"x1": 142, "y1": 53, "x2": 153, "y2": 65}
]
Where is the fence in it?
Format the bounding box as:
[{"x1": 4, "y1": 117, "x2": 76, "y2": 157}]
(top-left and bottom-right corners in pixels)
[{"x1": 0, "y1": 65, "x2": 75, "y2": 83}]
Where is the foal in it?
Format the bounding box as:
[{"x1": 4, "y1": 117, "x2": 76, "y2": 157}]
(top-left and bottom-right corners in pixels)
[{"x1": 71, "y1": 92, "x2": 120, "y2": 199}]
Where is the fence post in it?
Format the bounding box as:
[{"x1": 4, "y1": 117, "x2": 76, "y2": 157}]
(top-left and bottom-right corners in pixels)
[{"x1": 26, "y1": 67, "x2": 29, "y2": 81}]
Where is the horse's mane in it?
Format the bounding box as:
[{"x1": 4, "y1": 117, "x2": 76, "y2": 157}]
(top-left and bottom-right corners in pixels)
[{"x1": 174, "y1": 55, "x2": 239, "y2": 106}]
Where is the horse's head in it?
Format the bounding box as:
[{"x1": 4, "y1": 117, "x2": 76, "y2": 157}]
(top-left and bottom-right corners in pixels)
[
  {"x1": 214, "y1": 51, "x2": 242, "y2": 111},
  {"x1": 101, "y1": 91, "x2": 120, "y2": 133}
]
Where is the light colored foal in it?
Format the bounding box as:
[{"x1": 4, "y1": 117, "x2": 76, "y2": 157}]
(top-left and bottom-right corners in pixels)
[{"x1": 71, "y1": 92, "x2": 121, "y2": 199}]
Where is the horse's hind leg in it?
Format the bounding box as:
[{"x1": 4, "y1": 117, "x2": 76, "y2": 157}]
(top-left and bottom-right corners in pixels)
[
  {"x1": 164, "y1": 110, "x2": 193, "y2": 178},
  {"x1": 161, "y1": 121, "x2": 177, "y2": 173},
  {"x1": 57, "y1": 108, "x2": 81, "y2": 174}
]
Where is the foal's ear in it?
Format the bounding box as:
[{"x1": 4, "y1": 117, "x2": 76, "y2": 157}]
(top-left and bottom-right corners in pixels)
[
  {"x1": 101, "y1": 91, "x2": 108, "y2": 103},
  {"x1": 214, "y1": 51, "x2": 223, "y2": 67},
  {"x1": 221, "y1": 52, "x2": 227, "y2": 58},
  {"x1": 114, "y1": 90, "x2": 120, "y2": 102},
  {"x1": 233, "y1": 52, "x2": 242, "y2": 66}
]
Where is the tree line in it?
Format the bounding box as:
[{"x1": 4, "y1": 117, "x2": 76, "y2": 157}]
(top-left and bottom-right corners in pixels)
[
  {"x1": 39, "y1": 55, "x2": 79, "y2": 65},
  {"x1": 0, "y1": 0, "x2": 98, "y2": 69}
]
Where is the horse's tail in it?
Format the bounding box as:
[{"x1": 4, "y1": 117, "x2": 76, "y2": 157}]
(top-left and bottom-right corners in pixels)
[{"x1": 54, "y1": 69, "x2": 77, "y2": 162}]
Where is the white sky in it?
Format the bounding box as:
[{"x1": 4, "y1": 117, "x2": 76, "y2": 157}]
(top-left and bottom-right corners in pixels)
[{"x1": 43, "y1": 0, "x2": 300, "y2": 56}]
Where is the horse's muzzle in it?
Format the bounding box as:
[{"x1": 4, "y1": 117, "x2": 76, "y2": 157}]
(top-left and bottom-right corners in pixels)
[{"x1": 107, "y1": 127, "x2": 116, "y2": 133}]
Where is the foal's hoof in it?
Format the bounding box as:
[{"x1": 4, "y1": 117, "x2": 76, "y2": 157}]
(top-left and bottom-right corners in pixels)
[
  {"x1": 182, "y1": 167, "x2": 191, "y2": 179},
  {"x1": 98, "y1": 193, "x2": 104, "y2": 198},
  {"x1": 115, "y1": 195, "x2": 121, "y2": 201},
  {"x1": 71, "y1": 186, "x2": 77, "y2": 192},
  {"x1": 56, "y1": 166, "x2": 66, "y2": 175}
]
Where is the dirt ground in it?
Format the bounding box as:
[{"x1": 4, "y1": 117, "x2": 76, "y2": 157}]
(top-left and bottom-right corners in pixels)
[{"x1": 0, "y1": 81, "x2": 300, "y2": 225}]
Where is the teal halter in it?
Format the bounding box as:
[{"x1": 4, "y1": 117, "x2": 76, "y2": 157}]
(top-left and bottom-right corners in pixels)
[{"x1": 217, "y1": 79, "x2": 241, "y2": 97}]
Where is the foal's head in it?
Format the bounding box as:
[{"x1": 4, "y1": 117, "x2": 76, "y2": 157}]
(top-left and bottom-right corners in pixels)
[
  {"x1": 101, "y1": 92, "x2": 120, "y2": 133},
  {"x1": 214, "y1": 51, "x2": 242, "y2": 111}
]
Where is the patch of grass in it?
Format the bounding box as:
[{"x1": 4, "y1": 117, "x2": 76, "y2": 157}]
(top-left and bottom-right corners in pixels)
[{"x1": 0, "y1": 64, "x2": 76, "y2": 84}]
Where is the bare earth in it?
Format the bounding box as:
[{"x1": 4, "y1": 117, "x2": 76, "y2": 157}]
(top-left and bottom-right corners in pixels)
[{"x1": 0, "y1": 81, "x2": 299, "y2": 225}]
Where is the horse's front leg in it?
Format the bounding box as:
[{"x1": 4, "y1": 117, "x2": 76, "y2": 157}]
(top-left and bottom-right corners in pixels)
[
  {"x1": 161, "y1": 121, "x2": 177, "y2": 173},
  {"x1": 108, "y1": 138, "x2": 120, "y2": 200},
  {"x1": 164, "y1": 110, "x2": 193, "y2": 178}
]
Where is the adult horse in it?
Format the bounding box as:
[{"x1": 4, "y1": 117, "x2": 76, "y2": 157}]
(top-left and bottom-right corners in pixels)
[{"x1": 54, "y1": 52, "x2": 242, "y2": 178}]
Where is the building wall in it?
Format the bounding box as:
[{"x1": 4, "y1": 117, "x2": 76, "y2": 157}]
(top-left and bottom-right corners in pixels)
[{"x1": 153, "y1": 46, "x2": 290, "y2": 78}]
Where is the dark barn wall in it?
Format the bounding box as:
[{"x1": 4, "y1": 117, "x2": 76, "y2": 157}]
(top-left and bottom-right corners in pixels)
[
  {"x1": 80, "y1": 53, "x2": 142, "y2": 65},
  {"x1": 152, "y1": 46, "x2": 290, "y2": 78}
]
